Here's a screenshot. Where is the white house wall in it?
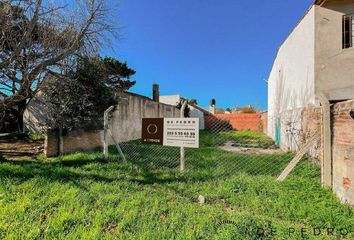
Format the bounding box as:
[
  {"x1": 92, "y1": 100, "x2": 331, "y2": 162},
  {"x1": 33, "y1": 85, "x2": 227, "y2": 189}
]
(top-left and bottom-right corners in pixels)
[
  {"x1": 267, "y1": 6, "x2": 316, "y2": 150},
  {"x1": 189, "y1": 105, "x2": 205, "y2": 130},
  {"x1": 159, "y1": 95, "x2": 181, "y2": 106},
  {"x1": 160, "y1": 95, "x2": 206, "y2": 130}
]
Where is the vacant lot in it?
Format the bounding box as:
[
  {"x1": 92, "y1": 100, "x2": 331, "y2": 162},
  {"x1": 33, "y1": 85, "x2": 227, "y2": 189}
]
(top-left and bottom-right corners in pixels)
[
  {"x1": 200, "y1": 130, "x2": 276, "y2": 149},
  {"x1": 0, "y1": 131, "x2": 353, "y2": 239}
]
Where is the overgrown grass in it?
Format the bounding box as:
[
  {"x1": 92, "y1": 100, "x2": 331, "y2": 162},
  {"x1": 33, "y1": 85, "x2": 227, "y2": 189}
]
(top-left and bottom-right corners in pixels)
[
  {"x1": 0, "y1": 132, "x2": 354, "y2": 239},
  {"x1": 118, "y1": 141, "x2": 293, "y2": 179},
  {"x1": 221, "y1": 130, "x2": 276, "y2": 149},
  {"x1": 199, "y1": 130, "x2": 226, "y2": 147},
  {"x1": 29, "y1": 133, "x2": 45, "y2": 141},
  {"x1": 0, "y1": 142, "x2": 353, "y2": 239},
  {"x1": 200, "y1": 130, "x2": 276, "y2": 149}
]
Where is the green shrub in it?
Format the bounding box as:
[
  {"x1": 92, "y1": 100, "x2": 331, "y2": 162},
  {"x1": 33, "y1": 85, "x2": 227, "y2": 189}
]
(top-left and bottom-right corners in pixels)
[
  {"x1": 7, "y1": 131, "x2": 44, "y2": 142},
  {"x1": 29, "y1": 133, "x2": 45, "y2": 141},
  {"x1": 36, "y1": 153, "x2": 48, "y2": 162}
]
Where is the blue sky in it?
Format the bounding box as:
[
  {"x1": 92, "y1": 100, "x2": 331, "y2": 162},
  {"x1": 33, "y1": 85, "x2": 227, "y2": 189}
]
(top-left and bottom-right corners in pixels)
[{"x1": 103, "y1": 0, "x2": 314, "y2": 110}]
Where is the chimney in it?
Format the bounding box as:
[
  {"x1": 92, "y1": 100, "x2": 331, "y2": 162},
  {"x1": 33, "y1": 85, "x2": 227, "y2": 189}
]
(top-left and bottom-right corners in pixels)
[
  {"x1": 153, "y1": 84, "x2": 159, "y2": 102},
  {"x1": 209, "y1": 98, "x2": 216, "y2": 114}
]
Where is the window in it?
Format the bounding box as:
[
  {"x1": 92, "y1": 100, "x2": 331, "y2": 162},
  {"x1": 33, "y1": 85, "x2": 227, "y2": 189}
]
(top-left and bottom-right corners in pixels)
[{"x1": 343, "y1": 15, "x2": 354, "y2": 49}]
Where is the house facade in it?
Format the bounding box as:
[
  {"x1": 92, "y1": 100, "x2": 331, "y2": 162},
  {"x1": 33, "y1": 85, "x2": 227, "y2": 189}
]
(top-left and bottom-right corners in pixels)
[
  {"x1": 268, "y1": 0, "x2": 354, "y2": 205},
  {"x1": 268, "y1": 0, "x2": 354, "y2": 151},
  {"x1": 159, "y1": 95, "x2": 207, "y2": 130}
]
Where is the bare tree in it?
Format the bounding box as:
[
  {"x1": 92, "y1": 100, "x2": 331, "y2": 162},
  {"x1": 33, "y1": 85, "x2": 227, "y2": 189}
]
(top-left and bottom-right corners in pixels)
[{"x1": 0, "y1": 0, "x2": 115, "y2": 130}]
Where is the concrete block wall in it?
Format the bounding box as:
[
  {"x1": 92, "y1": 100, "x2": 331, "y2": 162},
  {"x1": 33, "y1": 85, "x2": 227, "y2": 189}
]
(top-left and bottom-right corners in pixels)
[
  {"x1": 332, "y1": 100, "x2": 354, "y2": 205},
  {"x1": 110, "y1": 93, "x2": 179, "y2": 143}
]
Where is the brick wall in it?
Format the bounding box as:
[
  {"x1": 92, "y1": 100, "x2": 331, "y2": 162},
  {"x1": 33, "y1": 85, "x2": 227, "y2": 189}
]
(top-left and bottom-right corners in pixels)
[
  {"x1": 301, "y1": 108, "x2": 322, "y2": 140},
  {"x1": 45, "y1": 130, "x2": 103, "y2": 157},
  {"x1": 266, "y1": 100, "x2": 354, "y2": 204},
  {"x1": 300, "y1": 107, "x2": 322, "y2": 161},
  {"x1": 332, "y1": 100, "x2": 354, "y2": 205},
  {"x1": 261, "y1": 112, "x2": 268, "y2": 134},
  {"x1": 205, "y1": 113, "x2": 263, "y2": 131},
  {"x1": 64, "y1": 130, "x2": 103, "y2": 154}
]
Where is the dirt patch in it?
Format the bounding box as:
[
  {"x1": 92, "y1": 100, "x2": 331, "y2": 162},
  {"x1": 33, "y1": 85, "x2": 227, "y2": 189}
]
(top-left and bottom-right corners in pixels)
[
  {"x1": 0, "y1": 134, "x2": 44, "y2": 160},
  {"x1": 219, "y1": 141, "x2": 283, "y2": 154}
]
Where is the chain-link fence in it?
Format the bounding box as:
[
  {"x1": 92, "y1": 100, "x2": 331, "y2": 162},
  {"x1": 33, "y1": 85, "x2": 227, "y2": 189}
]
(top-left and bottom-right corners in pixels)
[{"x1": 107, "y1": 100, "x2": 322, "y2": 182}]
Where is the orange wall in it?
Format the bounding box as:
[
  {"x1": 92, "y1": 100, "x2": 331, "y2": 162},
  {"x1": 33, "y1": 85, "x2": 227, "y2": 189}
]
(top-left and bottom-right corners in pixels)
[{"x1": 205, "y1": 113, "x2": 264, "y2": 131}]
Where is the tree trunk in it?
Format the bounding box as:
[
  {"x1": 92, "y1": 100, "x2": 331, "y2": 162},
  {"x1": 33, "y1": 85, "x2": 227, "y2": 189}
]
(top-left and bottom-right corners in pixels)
[{"x1": 16, "y1": 100, "x2": 27, "y2": 132}]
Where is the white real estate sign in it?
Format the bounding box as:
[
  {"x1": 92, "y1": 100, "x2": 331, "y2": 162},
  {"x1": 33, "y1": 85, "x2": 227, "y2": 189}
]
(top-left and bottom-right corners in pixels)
[{"x1": 163, "y1": 118, "x2": 199, "y2": 148}]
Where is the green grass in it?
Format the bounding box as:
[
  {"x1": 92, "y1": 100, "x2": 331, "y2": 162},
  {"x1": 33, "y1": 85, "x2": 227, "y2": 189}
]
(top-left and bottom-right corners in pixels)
[
  {"x1": 221, "y1": 130, "x2": 276, "y2": 149},
  {"x1": 0, "y1": 135, "x2": 353, "y2": 239},
  {"x1": 29, "y1": 133, "x2": 45, "y2": 141},
  {"x1": 118, "y1": 142, "x2": 293, "y2": 179},
  {"x1": 200, "y1": 130, "x2": 276, "y2": 149},
  {"x1": 199, "y1": 131, "x2": 225, "y2": 147}
]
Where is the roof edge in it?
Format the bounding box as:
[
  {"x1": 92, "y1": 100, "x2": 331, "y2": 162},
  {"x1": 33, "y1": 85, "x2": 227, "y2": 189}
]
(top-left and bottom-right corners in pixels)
[{"x1": 314, "y1": 0, "x2": 326, "y2": 5}]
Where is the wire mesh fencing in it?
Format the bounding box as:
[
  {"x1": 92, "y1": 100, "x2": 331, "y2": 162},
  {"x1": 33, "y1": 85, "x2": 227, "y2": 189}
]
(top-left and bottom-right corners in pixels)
[{"x1": 107, "y1": 103, "x2": 322, "y2": 181}]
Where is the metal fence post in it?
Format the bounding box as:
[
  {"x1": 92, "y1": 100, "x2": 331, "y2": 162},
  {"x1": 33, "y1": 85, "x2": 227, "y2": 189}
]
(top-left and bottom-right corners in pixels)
[
  {"x1": 180, "y1": 100, "x2": 188, "y2": 172},
  {"x1": 104, "y1": 105, "x2": 127, "y2": 162},
  {"x1": 104, "y1": 106, "x2": 115, "y2": 160}
]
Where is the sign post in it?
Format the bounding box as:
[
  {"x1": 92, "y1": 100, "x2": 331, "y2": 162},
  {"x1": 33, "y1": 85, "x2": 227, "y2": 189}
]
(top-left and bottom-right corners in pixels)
[
  {"x1": 103, "y1": 105, "x2": 126, "y2": 162},
  {"x1": 180, "y1": 101, "x2": 187, "y2": 172}
]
